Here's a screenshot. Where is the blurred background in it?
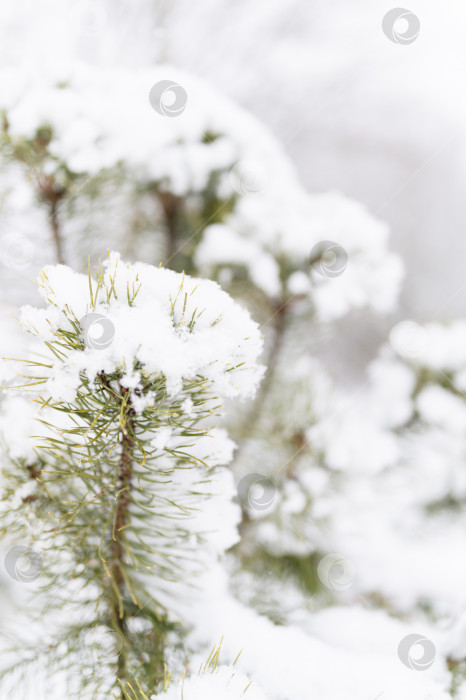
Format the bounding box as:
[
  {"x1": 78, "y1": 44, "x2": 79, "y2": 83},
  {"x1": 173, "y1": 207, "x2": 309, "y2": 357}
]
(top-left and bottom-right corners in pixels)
[{"x1": 1, "y1": 3, "x2": 466, "y2": 698}]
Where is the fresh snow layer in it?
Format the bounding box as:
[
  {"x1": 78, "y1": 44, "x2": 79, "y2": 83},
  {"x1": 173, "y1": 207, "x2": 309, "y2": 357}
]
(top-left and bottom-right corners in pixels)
[
  {"x1": 0, "y1": 63, "x2": 403, "y2": 321},
  {"x1": 18, "y1": 252, "x2": 264, "y2": 403},
  {"x1": 152, "y1": 666, "x2": 267, "y2": 700},
  {"x1": 182, "y1": 567, "x2": 451, "y2": 700}
]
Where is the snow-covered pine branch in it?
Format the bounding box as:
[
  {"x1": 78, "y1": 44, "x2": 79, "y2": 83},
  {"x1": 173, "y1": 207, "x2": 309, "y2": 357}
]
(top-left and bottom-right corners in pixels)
[
  {"x1": 0, "y1": 252, "x2": 263, "y2": 697},
  {"x1": 148, "y1": 665, "x2": 266, "y2": 700},
  {"x1": 0, "y1": 60, "x2": 406, "y2": 636},
  {"x1": 0, "y1": 64, "x2": 403, "y2": 322},
  {"x1": 119, "y1": 645, "x2": 267, "y2": 700}
]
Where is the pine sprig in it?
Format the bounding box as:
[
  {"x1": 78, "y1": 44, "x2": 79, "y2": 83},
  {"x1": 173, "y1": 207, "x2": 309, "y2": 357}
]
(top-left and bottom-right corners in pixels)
[{"x1": 0, "y1": 254, "x2": 263, "y2": 697}]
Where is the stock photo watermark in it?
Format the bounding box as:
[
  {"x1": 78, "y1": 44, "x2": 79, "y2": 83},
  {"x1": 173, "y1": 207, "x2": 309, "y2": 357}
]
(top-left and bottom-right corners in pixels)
[
  {"x1": 382, "y1": 8, "x2": 420, "y2": 45},
  {"x1": 389, "y1": 320, "x2": 427, "y2": 359},
  {"x1": 229, "y1": 160, "x2": 267, "y2": 196},
  {"x1": 1, "y1": 236, "x2": 35, "y2": 271},
  {"x1": 310, "y1": 241, "x2": 348, "y2": 278},
  {"x1": 237, "y1": 473, "x2": 277, "y2": 513},
  {"x1": 4, "y1": 546, "x2": 43, "y2": 583},
  {"x1": 398, "y1": 633, "x2": 436, "y2": 671},
  {"x1": 149, "y1": 80, "x2": 188, "y2": 117},
  {"x1": 317, "y1": 553, "x2": 356, "y2": 591},
  {"x1": 80, "y1": 313, "x2": 116, "y2": 350},
  {"x1": 24, "y1": 514, "x2": 44, "y2": 537},
  {"x1": 88, "y1": 626, "x2": 124, "y2": 664},
  {"x1": 75, "y1": 0, "x2": 108, "y2": 37}
]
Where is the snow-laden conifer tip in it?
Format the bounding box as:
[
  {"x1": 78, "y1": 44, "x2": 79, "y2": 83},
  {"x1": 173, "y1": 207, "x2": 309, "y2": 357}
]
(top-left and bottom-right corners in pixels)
[
  {"x1": 19, "y1": 252, "x2": 265, "y2": 404},
  {"x1": 151, "y1": 664, "x2": 267, "y2": 700}
]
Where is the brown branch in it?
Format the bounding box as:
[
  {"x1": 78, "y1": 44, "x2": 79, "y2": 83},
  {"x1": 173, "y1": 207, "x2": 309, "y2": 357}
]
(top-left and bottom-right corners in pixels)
[
  {"x1": 21, "y1": 464, "x2": 41, "y2": 503},
  {"x1": 110, "y1": 387, "x2": 135, "y2": 686},
  {"x1": 49, "y1": 196, "x2": 65, "y2": 265},
  {"x1": 38, "y1": 174, "x2": 66, "y2": 265},
  {"x1": 158, "y1": 191, "x2": 181, "y2": 266},
  {"x1": 27, "y1": 463, "x2": 40, "y2": 480}
]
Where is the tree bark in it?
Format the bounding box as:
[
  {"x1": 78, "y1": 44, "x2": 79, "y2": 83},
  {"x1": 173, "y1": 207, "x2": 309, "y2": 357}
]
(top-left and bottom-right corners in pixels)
[{"x1": 110, "y1": 389, "x2": 135, "y2": 685}]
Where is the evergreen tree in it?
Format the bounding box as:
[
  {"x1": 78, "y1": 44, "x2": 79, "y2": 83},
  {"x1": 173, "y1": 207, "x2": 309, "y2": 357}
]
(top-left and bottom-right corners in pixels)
[
  {"x1": 0, "y1": 253, "x2": 263, "y2": 697},
  {"x1": 0, "y1": 63, "x2": 455, "y2": 700}
]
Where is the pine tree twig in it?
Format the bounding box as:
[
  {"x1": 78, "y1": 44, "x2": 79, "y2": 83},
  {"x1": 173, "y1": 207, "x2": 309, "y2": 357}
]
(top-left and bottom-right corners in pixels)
[
  {"x1": 110, "y1": 386, "x2": 136, "y2": 687},
  {"x1": 38, "y1": 174, "x2": 66, "y2": 265},
  {"x1": 159, "y1": 190, "x2": 181, "y2": 264}
]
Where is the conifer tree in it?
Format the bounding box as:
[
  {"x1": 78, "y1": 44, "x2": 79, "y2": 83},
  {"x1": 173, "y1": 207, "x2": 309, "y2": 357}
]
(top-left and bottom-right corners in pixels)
[
  {"x1": 2, "y1": 63, "x2": 454, "y2": 700},
  {"x1": 0, "y1": 252, "x2": 263, "y2": 698}
]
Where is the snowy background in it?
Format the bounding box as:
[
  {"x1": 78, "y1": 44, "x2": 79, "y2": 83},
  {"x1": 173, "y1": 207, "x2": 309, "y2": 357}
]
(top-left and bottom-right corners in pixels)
[{"x1": 1, "y1": 2, "x2": 466, "y2": 699}]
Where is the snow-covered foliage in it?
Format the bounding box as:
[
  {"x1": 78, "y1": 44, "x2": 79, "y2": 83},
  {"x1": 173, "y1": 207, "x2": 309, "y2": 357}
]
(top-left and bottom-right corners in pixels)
[
  {"x1": 151, "y1": 664, "x2": 267, "y2": 700},
  {"x1": 17, "y1": 251, "x2": 263, "y2": 401},
  {"x1": 0, "y1": 4, "x2": 464, "y2": 698},
  {"x1": 253, "y1": 319, "x2": 466, "y2": 684},
  {"x1": 197, "y1": 191, "x2": 403, "y2": 320},
  {"x1": 0, "y1": 63, "x2": 402, "y2": 322},
  {"x1": 0, "y1": 254, "x2": 264, "y2": 696},
  {"x1": 179, "y1": 566, "x2": 451, "y2": 700}
]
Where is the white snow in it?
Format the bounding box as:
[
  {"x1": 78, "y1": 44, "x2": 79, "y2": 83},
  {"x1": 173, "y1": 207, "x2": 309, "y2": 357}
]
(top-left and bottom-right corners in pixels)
[
  {"x1": 18, "y1": 252, "x2": 265, "y2": 402},
  {"x1": 152, "y1": 665, "x2": 267, "y2": 700}
]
